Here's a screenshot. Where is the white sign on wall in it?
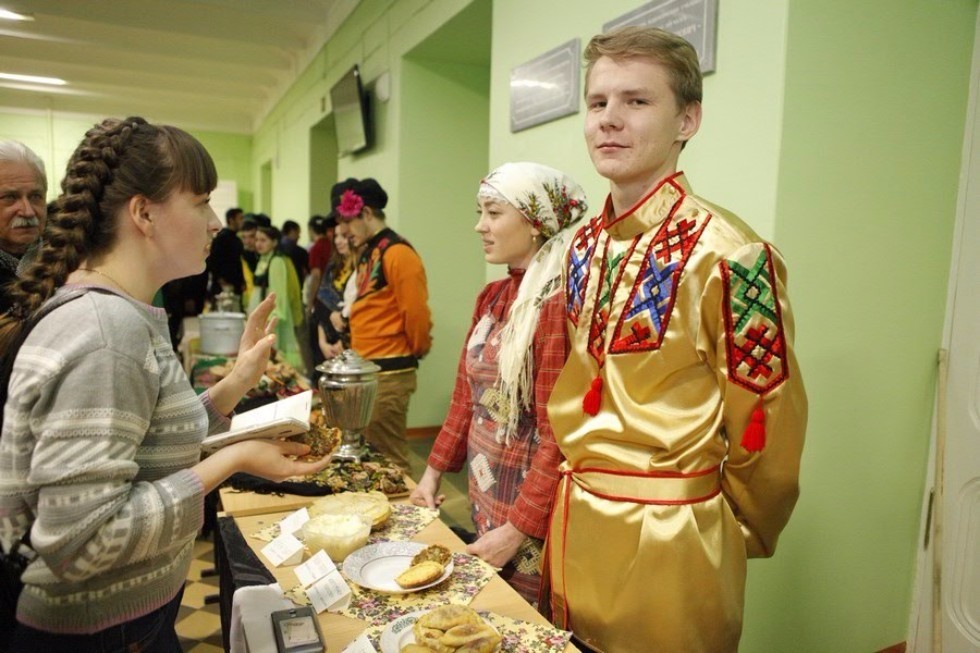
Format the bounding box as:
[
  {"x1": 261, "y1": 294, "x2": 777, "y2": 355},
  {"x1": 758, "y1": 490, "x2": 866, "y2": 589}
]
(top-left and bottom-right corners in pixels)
[
  {"x1": 210, "y1": 180, "x2": 239, "y2": 227},
  {"x1": 605, "y1": 0, "x2": 718, "y2": 73},
  {"x1": 509, "y1": 39, "x2": 581, "y2": 133}
]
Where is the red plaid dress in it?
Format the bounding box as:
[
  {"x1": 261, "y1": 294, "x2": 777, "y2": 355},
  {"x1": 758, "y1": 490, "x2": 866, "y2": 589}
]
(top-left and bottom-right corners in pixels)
[{"x1": 428, "y1": 269, "x2": 567, "y2": 604}]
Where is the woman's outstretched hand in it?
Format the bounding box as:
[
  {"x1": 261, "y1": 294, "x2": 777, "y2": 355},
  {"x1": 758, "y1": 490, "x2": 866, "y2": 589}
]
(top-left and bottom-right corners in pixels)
[
  {"x1": 227, "y1": 439, "x2": 331, "y2": 482},
  {"x1": 207, "y1": 293, "x2": 280, "y2": 415},
  {"x1": 195, "y1": 438, "x2": 331, "y2": 492},
  {"x1": 231, "y1": 292, "x2": 279, "y2": 388}
]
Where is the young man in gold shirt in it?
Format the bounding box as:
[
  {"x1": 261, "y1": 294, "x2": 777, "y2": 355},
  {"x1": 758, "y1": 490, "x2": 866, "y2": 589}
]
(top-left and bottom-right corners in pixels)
[{"x1": 544, "y1": 27, "x2": 807, "y2": 652}]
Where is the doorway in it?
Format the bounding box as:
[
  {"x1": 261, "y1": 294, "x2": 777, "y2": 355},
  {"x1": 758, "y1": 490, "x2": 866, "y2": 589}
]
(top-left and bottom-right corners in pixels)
[
  {"x1": 310, "y1": 114, "x2": 338, "y2": 216},
  {"x1": 260, "y1": 160, "x2": 273, "y2": 215},
  {"x1": 910, "y1": 10, "x2": 980, "y2": 652},
  {"x1": 397, "y1": 0, "x2": 492, "y2": 426}
]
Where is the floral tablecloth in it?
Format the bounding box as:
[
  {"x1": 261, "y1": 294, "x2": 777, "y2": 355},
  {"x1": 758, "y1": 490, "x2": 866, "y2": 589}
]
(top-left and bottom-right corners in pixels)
[
  {"x1": 285, "y1": 551, "x2": 496, "y2": 625},
  {"x1": 249, "y1": 503, "x2": 439, "y2": 543}
]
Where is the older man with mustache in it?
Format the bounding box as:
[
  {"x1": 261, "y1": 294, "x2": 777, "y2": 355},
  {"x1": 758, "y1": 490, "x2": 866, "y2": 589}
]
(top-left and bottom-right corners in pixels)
[{"x1": 0, "y1": 140, "x2": 47, "y2": 314}]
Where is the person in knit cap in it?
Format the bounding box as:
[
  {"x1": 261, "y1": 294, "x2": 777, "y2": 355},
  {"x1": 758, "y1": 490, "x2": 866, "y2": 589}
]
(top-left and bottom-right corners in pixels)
[
  {"x1": 410, "y1": 162, "x2": 588, "y2": 604},
  {"x1": 542, "y1": 27, "x2": 807, "y2": 653},
  {"x1": 336, "y1": 177, "x2": 432, "y2": 474}
]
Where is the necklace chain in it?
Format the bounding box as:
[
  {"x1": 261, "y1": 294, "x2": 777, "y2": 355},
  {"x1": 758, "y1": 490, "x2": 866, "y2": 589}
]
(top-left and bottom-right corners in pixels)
[{"x1": 77, "y1": 267, "x2": 131, "y2": 296}]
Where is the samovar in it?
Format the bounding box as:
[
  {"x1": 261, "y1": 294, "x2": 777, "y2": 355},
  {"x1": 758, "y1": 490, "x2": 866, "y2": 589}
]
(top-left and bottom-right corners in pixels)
[{"x1": 315, "y1": 350, "x2": 380, "y2": 463}]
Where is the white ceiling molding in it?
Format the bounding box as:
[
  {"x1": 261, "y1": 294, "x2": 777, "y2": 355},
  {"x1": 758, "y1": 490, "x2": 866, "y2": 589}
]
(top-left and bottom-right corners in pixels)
[{"x1": 0, "y1": 0, "x2": 360, "y2": 134}]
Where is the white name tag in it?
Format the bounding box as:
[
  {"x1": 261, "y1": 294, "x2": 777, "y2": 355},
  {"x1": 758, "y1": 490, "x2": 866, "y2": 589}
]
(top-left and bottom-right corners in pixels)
[
  {"x1": 306, "y1": 568, "x2": 351, "y2": 613},
  {"x1": 261, "y1": 532, "x2": 305, "y2": 567},
  {"x1": 467, "y1": 314, "x2": 494, "y2": 350},
  {"x1": 470, "y1": 452, "x2": 496, "y2": 493},
  {"x1": 294, "y1": 549, "x2": 334, "y2": 588},
  {"x1": 278, "y1": 507, "x2": 310, "y2": 535},
  {"x1": 343, "y1": 632, "x2": 377, "y2": 653}
]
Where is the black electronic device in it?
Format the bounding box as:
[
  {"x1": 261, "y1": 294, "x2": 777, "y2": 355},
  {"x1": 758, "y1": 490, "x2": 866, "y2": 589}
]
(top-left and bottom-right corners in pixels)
[
  {"x1": 329, "y1": 64, "x2": 370, "y2": 156},
  {"x1": 271, "y1": 606, "x2": 325, "y2": 653}
]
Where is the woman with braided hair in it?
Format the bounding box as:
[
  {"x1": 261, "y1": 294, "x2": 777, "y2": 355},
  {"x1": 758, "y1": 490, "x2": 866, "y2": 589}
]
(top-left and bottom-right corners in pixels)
[{"x1": 0, "y1": 117, "x2": 329, "y2": 652}]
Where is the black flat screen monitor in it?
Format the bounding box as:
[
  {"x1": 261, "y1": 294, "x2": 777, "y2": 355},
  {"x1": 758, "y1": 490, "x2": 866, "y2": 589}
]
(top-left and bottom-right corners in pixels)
[{"x1": 330, "y1": 65, "x2": 370, "y2": 156}]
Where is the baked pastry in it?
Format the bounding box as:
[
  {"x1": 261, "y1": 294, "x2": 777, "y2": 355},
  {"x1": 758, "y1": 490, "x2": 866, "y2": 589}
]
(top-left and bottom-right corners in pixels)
[
  {"x1": 411, "y1": 544, "x2": 452, "y2": 567},
  {"x1": 292, "y1": 412, "x2": 341, "y2": 457},
  {"x1": 308, "y1": 490, "x2": 391, "y2": 528},
  {"x1": 402, "y1": 645, "x2": 443, "y2": 653},
  {"x1": 410, "y1": 630, "x2": 453, "y2": 653},
  {"x1": 407, "y1": 605, "x2": 500, "y2": 653},
  {"x1": 417, "y1": 605, "x2": 482, "y2": 631},
  {"x1": 440, "y1": 623, "x2": 497, "y2": 647},
  {"x1": 394, "y1": 560, "x2": 445, "y2": 589},
  {"x1": 455, "y1": 635, "x2": 501, "y2": 653}
]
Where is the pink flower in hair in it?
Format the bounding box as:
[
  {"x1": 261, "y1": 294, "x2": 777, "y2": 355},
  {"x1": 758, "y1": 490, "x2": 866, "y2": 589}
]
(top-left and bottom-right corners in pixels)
[{"x1": 337, "y1": 189, "x2": 364, "y2": 219}]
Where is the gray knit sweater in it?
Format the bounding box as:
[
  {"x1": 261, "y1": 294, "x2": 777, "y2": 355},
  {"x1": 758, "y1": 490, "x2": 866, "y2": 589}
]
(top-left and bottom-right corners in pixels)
[{"x1": 0, "y1": 285, "x2": 231, "y2": 634}]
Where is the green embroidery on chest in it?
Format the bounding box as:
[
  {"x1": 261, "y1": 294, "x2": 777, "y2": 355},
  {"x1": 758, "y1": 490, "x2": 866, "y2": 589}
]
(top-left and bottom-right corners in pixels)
[{"x1": 597, "y1": 251, "x2": 625, "y2": 311}]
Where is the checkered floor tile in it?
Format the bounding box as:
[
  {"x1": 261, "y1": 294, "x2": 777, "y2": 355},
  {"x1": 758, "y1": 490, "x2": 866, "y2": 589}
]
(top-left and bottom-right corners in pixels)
[{"x1": 176, "y1": 536, "x2": 223, "y2": 651}]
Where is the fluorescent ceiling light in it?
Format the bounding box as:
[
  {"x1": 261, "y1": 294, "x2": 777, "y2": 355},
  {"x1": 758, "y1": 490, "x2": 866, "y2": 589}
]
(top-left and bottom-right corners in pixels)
[
  {"x1": 0, "y1": 9, "x2": 34, "y2": 21},
  {"x1": 0, "y1": 72, "x2": 66, "y2": 86}
]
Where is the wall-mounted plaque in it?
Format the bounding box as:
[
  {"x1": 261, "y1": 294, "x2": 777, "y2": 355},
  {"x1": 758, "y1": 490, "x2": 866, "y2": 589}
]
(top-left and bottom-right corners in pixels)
[
  {"x1": 510, "y1": 39, "x2": 581, "y2": 133},
  {"x1": 604, "y1": 0, "x2": 718, "y2": 73}
]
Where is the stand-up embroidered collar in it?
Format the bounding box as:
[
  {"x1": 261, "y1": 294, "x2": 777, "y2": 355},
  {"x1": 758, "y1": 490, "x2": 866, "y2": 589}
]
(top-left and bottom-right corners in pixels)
[{"x1": 602, "y1": 171, "x2": 689, "y2": 240}]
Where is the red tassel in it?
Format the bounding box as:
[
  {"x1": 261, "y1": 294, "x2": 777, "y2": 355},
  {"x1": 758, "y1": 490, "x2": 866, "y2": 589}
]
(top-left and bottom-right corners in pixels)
[
  {"x1": 583, "y1": 375, "x2": 603, "y2": 416},
  {"x1": 740, "y1": 404, "x2": 766, "y2": 452}
]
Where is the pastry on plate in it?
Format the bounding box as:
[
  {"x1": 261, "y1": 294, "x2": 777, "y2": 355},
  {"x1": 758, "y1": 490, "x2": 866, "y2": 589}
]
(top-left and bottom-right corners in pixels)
[
  {"x1": 411, "y1": 543, "x2": 452, "y2": 567},
  {"x1": 394, "y1": 560, "x2": 445, "y2": 589},
  {"x1": 406, "y1": 605, "x2": 501, "y2": 652}
]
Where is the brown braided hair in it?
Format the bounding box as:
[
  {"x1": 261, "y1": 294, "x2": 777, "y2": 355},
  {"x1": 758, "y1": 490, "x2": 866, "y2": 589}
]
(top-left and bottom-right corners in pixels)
[{"x1": 0, "y1": 116, "x2": 217, "y2": 354}]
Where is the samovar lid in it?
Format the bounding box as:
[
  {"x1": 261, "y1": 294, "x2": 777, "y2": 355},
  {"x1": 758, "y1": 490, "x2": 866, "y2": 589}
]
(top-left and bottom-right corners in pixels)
[{"x1": 314, "y1": 349, "x2": 381, "y2": 377}]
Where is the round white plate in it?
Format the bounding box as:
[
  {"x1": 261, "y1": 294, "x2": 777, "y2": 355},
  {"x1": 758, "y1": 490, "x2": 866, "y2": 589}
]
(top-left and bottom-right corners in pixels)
[
  {"x1": 377, "y1": 610, "x2": 500, "y2": 653},
  {"x1": 342, "y1": 541, "x2": 453, "y2": 593},
  {"x1": 378, "y1": 610, "x2": 426, "y2": 653}
]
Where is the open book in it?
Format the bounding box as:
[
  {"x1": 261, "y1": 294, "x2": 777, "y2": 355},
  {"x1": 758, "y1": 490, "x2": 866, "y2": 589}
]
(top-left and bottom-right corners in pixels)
[{"x1": 201, "y1": 390, "x2": 313, "y2": 453}]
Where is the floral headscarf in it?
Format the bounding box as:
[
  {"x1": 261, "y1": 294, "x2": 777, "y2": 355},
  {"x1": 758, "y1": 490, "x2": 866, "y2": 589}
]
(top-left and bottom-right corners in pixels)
[
  {"x1": 479, "y1": 162, "x2": 588, "y2": 239},
  {"x1": 477, "y1": 162, "x2": 588, "y2": 444}
]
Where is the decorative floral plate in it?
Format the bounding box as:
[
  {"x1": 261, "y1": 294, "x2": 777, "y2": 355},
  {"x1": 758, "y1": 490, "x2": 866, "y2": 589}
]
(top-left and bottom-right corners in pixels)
[{"x1": 342, "y1": 541, "x2": 453, "y2": 594}]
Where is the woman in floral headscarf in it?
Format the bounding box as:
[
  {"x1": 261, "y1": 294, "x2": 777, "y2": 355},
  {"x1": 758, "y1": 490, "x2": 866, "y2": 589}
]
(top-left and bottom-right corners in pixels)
[{"x1": 410, "y1": 162, "x2": 588, "y2": 604}]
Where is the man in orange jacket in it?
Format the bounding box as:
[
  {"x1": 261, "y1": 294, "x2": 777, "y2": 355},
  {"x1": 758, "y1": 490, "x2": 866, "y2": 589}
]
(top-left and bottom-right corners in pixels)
[{"x1": 336, "y1": 177, "x2": 432, "y2": 473}]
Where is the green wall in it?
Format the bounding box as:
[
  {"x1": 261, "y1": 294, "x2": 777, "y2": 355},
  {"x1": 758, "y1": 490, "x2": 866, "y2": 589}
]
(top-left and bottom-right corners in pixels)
[
  {"x1": 191, "y1": 130, "x2": 255, "y2": 212},
  {"x1": 0, "y1": 110, "x2": 253, "y2": 208},
  {"x1": 764, "y1": 1, "x2": 977, "y2": 651}
]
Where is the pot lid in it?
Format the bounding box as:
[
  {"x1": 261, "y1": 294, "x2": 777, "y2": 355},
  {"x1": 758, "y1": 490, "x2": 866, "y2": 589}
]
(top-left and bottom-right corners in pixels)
[
  {"x1": 200, "y1": 311, "x2": 246, "y2": 319},
  {"x1": 315, "y1": 349, "x2": 380, "y2": 377}
]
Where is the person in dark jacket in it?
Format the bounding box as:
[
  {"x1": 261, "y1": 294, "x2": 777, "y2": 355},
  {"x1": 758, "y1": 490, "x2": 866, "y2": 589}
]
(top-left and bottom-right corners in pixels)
[
  {"x1": 206, "y1": 207, "x2": 246, "y2": 302},
  {"x1": 0, "y1": 140, "x2": 47, "y2": 315}
]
